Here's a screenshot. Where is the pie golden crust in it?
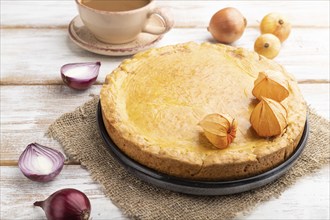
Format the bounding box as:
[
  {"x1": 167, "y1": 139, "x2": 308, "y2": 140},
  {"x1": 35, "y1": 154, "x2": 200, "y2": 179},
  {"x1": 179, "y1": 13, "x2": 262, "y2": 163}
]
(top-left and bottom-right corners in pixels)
[{"x1": 100, "y1": 42, "x2": 306, "y2": 181}]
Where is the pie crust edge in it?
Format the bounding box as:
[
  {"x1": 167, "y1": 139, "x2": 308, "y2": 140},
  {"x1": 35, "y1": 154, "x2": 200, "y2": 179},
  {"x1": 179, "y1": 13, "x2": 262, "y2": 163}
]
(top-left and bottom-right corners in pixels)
[{"x1": 100, "y1": 42, "x2": 307, "y2": 181}]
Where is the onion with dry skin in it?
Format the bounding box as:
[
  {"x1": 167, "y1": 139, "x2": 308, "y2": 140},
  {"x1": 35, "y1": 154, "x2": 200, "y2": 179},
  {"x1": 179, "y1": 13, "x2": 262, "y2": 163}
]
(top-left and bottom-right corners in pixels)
[
  {"x1": 260, "y1": 12, "x2": 291, "y2": 43},
  {"x1": 34, "y1": 188, "x2": 91, "y2": 220},
  {"x1": 254, "y1": 34, "x2": 281, "y2": 59},
  {"x1": 208, "y1": 7, "x2": 247, "y2": 44}
]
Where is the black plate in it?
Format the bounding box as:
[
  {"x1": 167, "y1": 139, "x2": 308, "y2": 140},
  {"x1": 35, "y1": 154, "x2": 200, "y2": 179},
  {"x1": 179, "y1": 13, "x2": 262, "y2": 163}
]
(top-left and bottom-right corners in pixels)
[{"x1": 97, "y1": 102, "x2": 309, "y2": 196}]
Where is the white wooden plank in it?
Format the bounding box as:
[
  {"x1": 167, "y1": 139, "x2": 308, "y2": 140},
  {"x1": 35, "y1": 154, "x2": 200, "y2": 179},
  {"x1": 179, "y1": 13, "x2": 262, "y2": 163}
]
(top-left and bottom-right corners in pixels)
[
  {"x1": 242, "y1": 166, "x2": 330, "y2": 220},
  {"x1": 0, "y1": 85, "x2": 102, "y2": 162},
  {"x1": 1, "y1": 27, "x2": 329, "y2": 84},
  {"x1": 0, "y1": 28, "x2": 123, "y2": 85},
  {"x1": 0, "y1": 165, "x2": 329, "y2": 219},
  {"x1": 1, "y1": 1, "x2": 329, "y2": 28},
  {"x1": 299, "y1": 83, "x2": 330, "y2": 119},
  {"x1": 0, "y1": 84, "x2": 329, "y2": 162},
  {"x1": 0, "y1": 165, "x2": 125, "y2": 220}
]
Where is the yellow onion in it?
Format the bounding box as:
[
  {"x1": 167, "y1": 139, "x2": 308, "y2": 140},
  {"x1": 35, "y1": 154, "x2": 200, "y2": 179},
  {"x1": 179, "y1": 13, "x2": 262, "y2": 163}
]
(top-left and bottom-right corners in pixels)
[
  {"x1": 208, "y1": 7, "x2": 247, "y2": 44},
  {"x1": 254, "y1": 34, "x2": 281, "y2": 59},
  {"x1": 260, "y1": 12, "x2": 291, "y2": 43}
]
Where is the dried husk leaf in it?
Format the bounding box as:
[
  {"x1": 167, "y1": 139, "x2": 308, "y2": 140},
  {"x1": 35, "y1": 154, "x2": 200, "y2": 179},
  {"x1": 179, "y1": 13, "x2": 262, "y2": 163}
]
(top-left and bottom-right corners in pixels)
[
  {"x1": 252, "y1": 70, "x2": 289, "y2": 102},
  {"x1": 199, "y1": 113, "x2": 238, "y2": 149},
  {"x1": 250, "y1": 97, "x2": 288, "y2": 137}
]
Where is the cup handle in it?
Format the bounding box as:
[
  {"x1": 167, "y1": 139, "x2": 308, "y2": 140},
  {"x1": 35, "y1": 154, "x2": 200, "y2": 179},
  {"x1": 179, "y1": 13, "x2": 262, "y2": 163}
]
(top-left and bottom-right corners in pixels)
[{"x1": 142, "y1": 7, "x2": 174, "y2": 35}]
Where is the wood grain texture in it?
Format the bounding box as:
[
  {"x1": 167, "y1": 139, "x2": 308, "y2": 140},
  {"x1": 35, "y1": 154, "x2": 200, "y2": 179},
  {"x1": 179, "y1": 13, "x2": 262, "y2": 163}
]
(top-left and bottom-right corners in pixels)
[
  {"x1": 242, "y1": 166, "x2": 330, "y2": 220},
  {"x1": 1, "y1": 1, "x2": 329, "y2": 28},
  {"x1": 0, "y1": 85, "x2": 101, "y2": 162},
  {"x1": 0, "y1": 166, "x2": 124, "y2": 220},
  {"x1": 1, "y1": 166, "x2": 328, "y2": 220},
  {"x1": 1, "y1": 27, "x2": 329, "y2": 85}
]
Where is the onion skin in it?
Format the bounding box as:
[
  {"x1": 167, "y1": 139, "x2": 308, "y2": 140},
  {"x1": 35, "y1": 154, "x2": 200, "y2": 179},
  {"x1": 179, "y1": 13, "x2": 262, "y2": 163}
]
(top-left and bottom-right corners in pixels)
[
  {"x1": 61, "y1": 61, "x2": 101, "y2": 90},
  {"x1": 61, "y1": 75, "x2": 97, "y2": 90},
  {"x1": 34, "y1": 188, "x2": 91, "y2": 220},
  {"x1": 18, "y1": 143, "x2": 65, "y2": 182},
  {"x1": 208, "y1": 7, "x2": 247, "y2": 44},
  {"x1": 260, "y1": 13, "x2": 291, "y2": 43},
  {"x1": 254, "y1": 34, "x2": 281, "y2": 59},
  {"x1": 22, "y1": 169, "x2": 62, "y2": 183}
]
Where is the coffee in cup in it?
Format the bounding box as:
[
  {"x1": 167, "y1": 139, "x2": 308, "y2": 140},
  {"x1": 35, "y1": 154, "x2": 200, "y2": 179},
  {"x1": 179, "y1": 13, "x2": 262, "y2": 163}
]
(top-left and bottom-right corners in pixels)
[
  {"x1": 81, "y1": 0, "x2": 150, "y2": 12},
  {"x1": 75, "y1": 0, "x2": 173, "y2": 44}
]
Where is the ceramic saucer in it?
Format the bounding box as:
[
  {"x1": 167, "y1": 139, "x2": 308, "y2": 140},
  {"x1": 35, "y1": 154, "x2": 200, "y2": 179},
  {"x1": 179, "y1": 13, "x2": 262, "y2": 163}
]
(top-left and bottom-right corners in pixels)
[{"x1": 68, "y1": 16, "x2": 165, "y2": 56}]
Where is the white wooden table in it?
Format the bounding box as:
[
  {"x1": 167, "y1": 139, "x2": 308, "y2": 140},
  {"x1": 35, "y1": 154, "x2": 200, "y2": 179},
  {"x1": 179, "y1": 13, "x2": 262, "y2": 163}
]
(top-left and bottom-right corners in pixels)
[{"x1": 1, "y1": 1, "x2": 329, "y2": 219}]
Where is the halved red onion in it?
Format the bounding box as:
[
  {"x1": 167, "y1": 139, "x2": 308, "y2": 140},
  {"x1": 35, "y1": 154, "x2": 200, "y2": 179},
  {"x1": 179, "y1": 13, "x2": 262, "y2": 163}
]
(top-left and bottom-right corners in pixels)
[
  {"x1": 61, "y1": 61, "x2": 101, "y2": 90},
  {"x1": 18, "y1": 143, "x2": 65, "y2": 182}
]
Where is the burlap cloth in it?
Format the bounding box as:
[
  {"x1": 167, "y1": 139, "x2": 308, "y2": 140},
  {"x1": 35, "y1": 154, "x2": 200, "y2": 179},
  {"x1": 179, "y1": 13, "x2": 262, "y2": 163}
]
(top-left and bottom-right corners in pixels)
[{"x1": 48, "y1": 96, "x2": 330, "y2": 220}]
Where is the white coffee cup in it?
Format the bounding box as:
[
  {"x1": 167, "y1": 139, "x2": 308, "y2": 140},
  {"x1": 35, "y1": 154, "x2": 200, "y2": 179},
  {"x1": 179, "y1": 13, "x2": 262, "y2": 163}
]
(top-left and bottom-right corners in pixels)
[{"x1": 75, "y1": 0, "x2": 173, "y2": 44}]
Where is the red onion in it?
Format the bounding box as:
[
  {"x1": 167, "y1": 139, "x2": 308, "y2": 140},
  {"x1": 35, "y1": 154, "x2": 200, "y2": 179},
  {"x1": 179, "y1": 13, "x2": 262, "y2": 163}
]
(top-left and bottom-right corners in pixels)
[
  {"x1": 18, "y1": 143, "x2": 65, "y2": 182},
  {"x1": 61, "y1": 61, "x2": 101, "y2": 90},
  {"x1": 34, "y1": 188, "x2": 91, "y2": 220}
]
